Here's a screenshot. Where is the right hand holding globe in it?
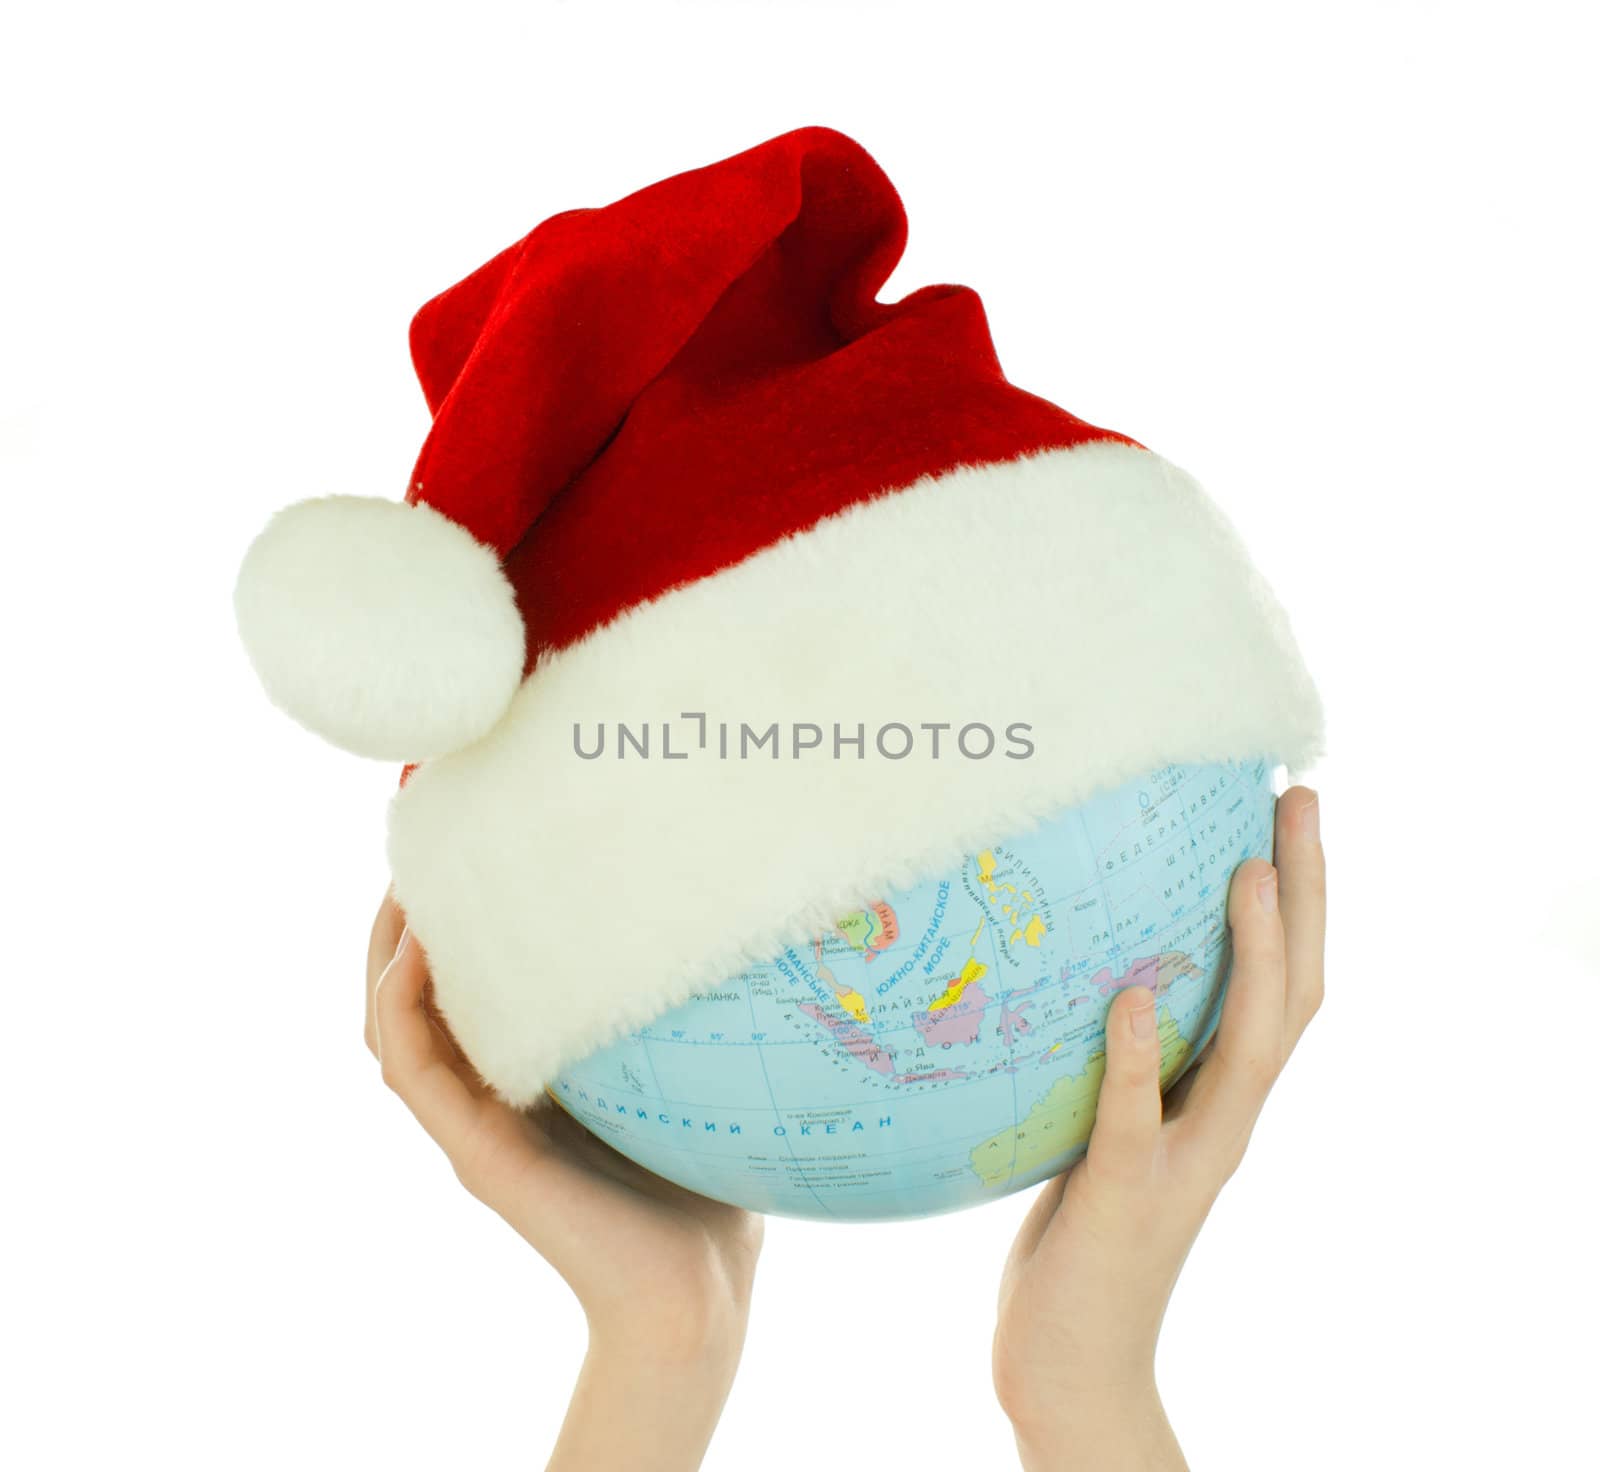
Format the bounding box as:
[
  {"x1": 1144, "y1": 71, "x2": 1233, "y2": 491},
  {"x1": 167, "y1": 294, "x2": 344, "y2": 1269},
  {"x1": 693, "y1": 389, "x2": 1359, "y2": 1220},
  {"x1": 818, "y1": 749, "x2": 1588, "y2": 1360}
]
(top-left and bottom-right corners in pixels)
[{"x1": 993, "y1": 786, "x2": 1325, "y2": 1470}]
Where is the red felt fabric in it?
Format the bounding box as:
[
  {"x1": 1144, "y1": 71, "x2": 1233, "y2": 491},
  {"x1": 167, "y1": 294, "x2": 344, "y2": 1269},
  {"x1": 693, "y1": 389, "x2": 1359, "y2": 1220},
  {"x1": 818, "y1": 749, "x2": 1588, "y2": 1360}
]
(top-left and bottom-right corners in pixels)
[{"x1": 405, "y1": 125, "x2": 1137, "y2": 666}]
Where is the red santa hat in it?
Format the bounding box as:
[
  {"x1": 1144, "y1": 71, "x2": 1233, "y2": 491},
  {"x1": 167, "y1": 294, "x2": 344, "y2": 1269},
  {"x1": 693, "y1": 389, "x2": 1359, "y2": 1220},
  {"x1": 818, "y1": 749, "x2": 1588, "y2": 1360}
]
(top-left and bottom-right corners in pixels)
[{"x1": 236, "y1": 125, "x2": 1322, "y2": 1107}]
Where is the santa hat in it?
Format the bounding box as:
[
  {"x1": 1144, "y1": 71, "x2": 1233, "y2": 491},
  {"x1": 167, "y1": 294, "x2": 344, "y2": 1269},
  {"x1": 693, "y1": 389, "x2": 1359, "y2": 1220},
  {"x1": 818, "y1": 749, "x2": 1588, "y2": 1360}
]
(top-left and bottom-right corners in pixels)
[{"x1": 236, "y1": 125, "x2": 1323, "y2": 1107}]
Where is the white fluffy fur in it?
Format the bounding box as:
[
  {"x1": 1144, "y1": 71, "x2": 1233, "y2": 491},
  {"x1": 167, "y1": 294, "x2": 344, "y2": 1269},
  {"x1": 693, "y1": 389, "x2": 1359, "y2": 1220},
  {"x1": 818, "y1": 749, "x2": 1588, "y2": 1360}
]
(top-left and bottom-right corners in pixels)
[
  {"x1": 235, "y1": 495, "x2": 525, "y2": 762},
  {"x1": 387, "y1": 441, "x2": 1324, "y2": 1105}
]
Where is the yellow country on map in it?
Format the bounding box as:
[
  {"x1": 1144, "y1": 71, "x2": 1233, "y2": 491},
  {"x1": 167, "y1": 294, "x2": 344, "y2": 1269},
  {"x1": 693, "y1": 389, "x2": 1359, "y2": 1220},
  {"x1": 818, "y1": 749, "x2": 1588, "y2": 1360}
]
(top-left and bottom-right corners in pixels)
[{"x1": 927, "y1": 956, "x2": 988, "y2": 1013}]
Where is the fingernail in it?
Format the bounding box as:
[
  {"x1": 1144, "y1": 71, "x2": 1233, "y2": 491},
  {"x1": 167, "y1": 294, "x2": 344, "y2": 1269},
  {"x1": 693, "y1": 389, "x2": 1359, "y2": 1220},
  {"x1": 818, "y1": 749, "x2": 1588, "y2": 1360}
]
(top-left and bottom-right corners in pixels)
[
  {"x1": 1130, "y1": 991, "x2": 1156, "y2": 1038},
  {"x1": 1257, "y1": 872, "x2": 1278, "y2": 912},
  {"x1": 393, "y1": 928, "x2": 412, "y2": 962},
  {"x1": 1301, "y1": 792, "x2": 1320, "y2": 841}
]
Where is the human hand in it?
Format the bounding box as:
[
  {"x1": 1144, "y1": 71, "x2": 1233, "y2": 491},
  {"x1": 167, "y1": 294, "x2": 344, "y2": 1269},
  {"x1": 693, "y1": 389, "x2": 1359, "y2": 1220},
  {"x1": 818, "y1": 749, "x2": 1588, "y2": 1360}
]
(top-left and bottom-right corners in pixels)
[
  {"x1": 365, "y1": 894, "x2": 764, "y2": 1472},
  {"x1": 992, "y1": 786, "x2": 1325, "y2": 1471}
]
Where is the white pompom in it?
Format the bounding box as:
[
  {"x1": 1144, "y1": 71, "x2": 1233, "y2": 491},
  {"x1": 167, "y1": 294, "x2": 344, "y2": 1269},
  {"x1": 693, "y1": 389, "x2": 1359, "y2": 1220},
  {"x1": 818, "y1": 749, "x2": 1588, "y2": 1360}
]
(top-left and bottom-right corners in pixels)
[{"x1": 234, "y1": 495, "x2": 526, "y2": 762}]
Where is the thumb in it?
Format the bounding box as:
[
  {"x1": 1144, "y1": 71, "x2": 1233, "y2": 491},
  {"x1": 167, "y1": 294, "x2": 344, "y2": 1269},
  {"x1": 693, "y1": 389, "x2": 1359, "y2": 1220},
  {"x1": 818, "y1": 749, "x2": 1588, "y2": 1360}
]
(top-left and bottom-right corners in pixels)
[{"x1": 1085, "y1": 986, "x2": 1164, "y2": 1184}]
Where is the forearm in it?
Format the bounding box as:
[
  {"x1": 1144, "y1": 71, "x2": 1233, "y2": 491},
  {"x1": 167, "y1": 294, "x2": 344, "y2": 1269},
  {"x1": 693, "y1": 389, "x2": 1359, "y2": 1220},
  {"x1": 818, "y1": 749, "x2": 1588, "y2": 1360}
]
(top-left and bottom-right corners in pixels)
[
  {"x1": 1010, "y1": 1385, "x2": 1187, "y2": 1472},
  {"x1": 546, "y1": 1335, "x2": 742, "y2": 1472}
]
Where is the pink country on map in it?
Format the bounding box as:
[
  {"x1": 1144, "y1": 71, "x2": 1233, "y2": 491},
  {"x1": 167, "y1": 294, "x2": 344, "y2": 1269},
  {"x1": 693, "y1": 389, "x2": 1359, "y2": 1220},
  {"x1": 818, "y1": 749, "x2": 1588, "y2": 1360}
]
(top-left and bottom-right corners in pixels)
[
  {"x1": 914, "y1": 957, "x2": 991, "y2": 1047},
  {"x1": 796, "y1": 1002, "x2": 894, "y2": 1075},
  {"x1": 1092, "y1": 951, "x2": 1203, "y2": 999}
]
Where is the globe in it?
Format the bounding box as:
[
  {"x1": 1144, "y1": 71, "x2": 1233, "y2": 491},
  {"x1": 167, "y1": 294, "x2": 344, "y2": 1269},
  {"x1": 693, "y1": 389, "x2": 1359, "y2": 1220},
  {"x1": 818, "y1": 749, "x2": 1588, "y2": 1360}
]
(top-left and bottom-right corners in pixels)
[{"x1": 551, "y1": 758, "x2": 1278, "y2": 1220}]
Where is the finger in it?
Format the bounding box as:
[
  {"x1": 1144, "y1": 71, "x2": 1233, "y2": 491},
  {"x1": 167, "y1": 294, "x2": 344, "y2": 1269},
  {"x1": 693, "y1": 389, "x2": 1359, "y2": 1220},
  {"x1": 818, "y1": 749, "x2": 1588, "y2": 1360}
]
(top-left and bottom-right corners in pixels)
[
  {"x1": 1173, "y1": 857, "x2": 1287, "y2": 1155},
  {"x1": 1275, "y1": 787, "x2": 1326, "y2": 1049},
  {"x1": 421, "y1": 979, "x2": 489, "y2": 1096},
  {"x1": 365, "y1": 891, "x2": 405, "y2": 1058},
  {"x1": 373, "y1": 930, "x2": 481, "y2": 1152},
  {"x1": 1084, "y1": 985, "x2": 1164, "y2": 1184},
  {"x1": 1157, "y1": 1032, "x2": 1215, "y2": 1120}
]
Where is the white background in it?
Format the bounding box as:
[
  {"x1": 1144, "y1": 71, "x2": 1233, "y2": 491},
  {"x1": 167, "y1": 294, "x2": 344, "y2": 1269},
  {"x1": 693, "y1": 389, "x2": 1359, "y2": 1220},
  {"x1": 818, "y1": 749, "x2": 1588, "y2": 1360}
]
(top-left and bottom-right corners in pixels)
[{"x1": 4, "y1": 3, "x2": 1595, "y2": 1467}]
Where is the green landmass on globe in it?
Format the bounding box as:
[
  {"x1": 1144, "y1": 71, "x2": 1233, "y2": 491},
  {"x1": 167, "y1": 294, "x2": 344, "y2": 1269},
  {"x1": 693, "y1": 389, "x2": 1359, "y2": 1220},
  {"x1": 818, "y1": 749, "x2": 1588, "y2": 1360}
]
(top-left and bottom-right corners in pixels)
[{"x1": 551, "y1": 758, "x2": 1276, "y2": 1221}]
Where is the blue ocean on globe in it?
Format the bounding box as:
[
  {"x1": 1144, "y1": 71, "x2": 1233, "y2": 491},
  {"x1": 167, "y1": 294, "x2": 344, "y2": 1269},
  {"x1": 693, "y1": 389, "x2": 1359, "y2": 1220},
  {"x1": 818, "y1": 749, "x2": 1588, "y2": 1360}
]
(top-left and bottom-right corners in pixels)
[{"x1": 552, "y1": 758, "x2": 1278, "y2": 1221}]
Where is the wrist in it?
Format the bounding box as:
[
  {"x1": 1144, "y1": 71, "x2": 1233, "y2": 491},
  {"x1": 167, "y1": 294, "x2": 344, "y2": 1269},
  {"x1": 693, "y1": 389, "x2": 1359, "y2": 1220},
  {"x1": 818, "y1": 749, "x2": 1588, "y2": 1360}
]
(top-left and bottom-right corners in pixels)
[
  {"x1": 995, "y1": 1352, "x2": 1158, "y2": 1443},
  {"x1": 586, "y1": 1295, "x2": 750, "y2": 1380},
  {"x1": 546, "y1": 1332, "x2": 745, "y2": 1472},
  {"x1": 1008, "y1": 1382, "x2": 1184, "y2": 1472},
  {"x1": 585, "y1": 1322, "x2": 746, "y2": 1401}
]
